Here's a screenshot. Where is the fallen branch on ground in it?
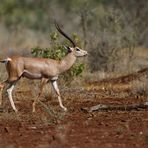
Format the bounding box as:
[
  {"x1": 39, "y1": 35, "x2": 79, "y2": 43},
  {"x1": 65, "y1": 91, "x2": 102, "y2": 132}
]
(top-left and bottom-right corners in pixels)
[{"x1": 81, "y1": 102, "x2": 148, "y2": 113}]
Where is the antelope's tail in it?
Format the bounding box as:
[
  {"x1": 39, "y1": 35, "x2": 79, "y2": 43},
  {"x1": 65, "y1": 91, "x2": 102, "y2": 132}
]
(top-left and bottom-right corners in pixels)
[{"x1": 0, "y1": 58, "x2": 12, "y2": 63}]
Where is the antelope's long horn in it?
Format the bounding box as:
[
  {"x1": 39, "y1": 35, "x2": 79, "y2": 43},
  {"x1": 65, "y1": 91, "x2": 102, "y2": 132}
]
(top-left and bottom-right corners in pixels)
[{"x1": 55, "y1": 22, "x2": 76, "y2": 47}]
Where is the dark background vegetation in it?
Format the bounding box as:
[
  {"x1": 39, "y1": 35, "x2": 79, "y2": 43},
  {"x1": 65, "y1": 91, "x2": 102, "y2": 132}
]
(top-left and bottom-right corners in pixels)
[{"x1": 0, "y1": 0, "x2": 148, "y2": 74}]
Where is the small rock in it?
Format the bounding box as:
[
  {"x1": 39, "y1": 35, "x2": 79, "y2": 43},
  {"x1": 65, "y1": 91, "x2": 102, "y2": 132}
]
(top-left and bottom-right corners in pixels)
[
  {"x1": 139, "y1": 131, "x2": 143, "y2": 135},
  {"x1": 27, "y1": 126, "x2": 37, "y2": 130},
  {"x1": 4, "y1": 127, "x2": 9, "y2": 133}
]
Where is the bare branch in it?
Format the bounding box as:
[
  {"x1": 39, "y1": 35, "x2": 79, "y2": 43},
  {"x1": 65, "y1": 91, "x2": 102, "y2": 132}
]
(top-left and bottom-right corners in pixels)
[{"x1": 81, "y1": 102, "x2": 148, "y2": 113}]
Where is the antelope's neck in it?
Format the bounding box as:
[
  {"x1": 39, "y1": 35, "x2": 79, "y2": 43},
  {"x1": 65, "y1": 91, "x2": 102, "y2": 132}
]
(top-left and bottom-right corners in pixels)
[{"x1": 59, "y1": 53, "x2": 76, "y2": 73}]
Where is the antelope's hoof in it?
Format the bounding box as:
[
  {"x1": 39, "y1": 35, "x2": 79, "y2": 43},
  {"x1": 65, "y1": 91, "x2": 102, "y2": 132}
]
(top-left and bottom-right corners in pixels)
[
  {"x1": 14, "y1": 109, "x2": 18, "y2": 113},
  {"x1": 63, "y1": 107, "x2": 67, "y2": 112},
  {"x1": 0, "y1": 107, "x2": 3, "y2": 112}
]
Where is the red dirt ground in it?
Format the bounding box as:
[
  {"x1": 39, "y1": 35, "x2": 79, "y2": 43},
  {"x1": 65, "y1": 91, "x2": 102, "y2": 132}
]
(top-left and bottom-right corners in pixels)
[{"x1": 0, "y1": 77, "x2": 148, "y2": 148}]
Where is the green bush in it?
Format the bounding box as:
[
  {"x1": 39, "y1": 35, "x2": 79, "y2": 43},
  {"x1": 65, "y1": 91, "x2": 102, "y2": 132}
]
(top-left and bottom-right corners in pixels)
[{"x1": 31, "y1": 32, "x2": 85, "y2": 85}]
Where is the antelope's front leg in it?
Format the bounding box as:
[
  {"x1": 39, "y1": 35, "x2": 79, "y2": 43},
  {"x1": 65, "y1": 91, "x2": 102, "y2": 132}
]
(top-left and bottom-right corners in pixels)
[
  {"x1": 32, "y1": 78, "x2": 47, "y2": 112},
  {"x1": 51, "y1": 80, "x2": 67, "y2": 111}
]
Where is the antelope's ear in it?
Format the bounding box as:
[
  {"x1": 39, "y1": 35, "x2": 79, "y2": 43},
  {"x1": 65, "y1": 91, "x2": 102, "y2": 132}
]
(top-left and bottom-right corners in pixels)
[{"x1": 64, "y1": 46, "x2": 72, "y2": 52}]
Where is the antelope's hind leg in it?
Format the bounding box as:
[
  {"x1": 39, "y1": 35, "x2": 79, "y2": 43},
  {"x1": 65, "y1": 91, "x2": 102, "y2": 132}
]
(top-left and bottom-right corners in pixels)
[
  {"x1": 0, "y1": 82, "x2": 17, "y2": 112},
  {"x1": 2, "y1": 79, "x2": 20, "y2": 112},
  {"x1": 6, "y1": 82, "x2": 18, "y2": 112},
  {"x1": 0, "y1": 82, "x2": 11, "y2": 112},
  {"x1": 0, "y1": 84, "x2": 5, "y2": 112},
  {"x1": 0, "y1": 84, "x2": 4, "y2": 106}
]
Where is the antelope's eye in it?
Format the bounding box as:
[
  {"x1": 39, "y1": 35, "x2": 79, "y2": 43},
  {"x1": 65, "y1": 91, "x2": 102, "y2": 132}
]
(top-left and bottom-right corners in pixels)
[{"x1": 76, "y1": 48, "x2": 80, "y2": 51}]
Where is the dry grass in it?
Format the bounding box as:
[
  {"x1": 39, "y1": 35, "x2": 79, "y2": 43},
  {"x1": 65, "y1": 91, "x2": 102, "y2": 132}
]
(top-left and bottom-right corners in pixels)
[
  {"x1": 131, "y1": 77, "x2": 148, "y2": 97},
  {"x1": 0, "y1": 23, "x2": 50, "y2": 57}
]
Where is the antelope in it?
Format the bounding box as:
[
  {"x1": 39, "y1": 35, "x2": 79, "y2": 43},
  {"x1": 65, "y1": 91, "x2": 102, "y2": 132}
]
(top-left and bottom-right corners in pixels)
[{"x1": 0, "y1": 23, "x2": 88, "y2": 112}]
